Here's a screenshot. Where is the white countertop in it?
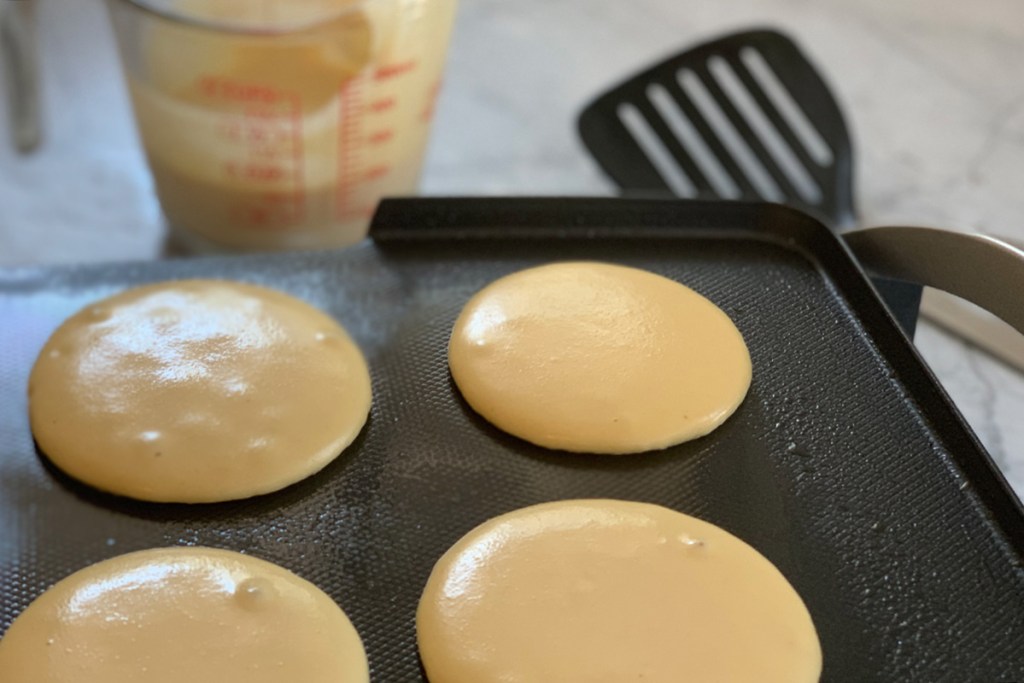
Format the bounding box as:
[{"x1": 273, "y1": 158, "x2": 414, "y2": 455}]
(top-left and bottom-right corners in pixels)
[{"x1": 1, "y1": 0, "x2": 1023, "y2": 498}]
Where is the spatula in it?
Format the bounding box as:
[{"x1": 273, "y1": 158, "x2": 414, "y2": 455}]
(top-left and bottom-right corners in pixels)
[{"x1": 577, "y1": 28, "x2": 923, "y2": 336}]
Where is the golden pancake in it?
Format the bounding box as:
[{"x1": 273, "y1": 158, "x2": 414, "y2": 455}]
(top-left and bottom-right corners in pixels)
[
  {"x1": 0, "y1": 547, "x2": 369, "y2": 683},
  {"x1": 417, "y1": 499, "x2": 821, "y2": 683},
  {"x1": 28, "y1": 279, "x2": 371, "y2": 502},
  {"x1": 449, "y1": 262, "x2": 751, "y2": 453}
]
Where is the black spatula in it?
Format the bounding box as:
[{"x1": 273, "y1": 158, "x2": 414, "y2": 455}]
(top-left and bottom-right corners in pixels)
[{"x1": 578, "y1": 28, "x2": 921, "y2": 334}]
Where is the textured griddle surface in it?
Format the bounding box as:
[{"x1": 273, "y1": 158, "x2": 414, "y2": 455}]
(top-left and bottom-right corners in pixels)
[{"x1": 2, "y1": 201, "x2": 1023, "y2": 681}]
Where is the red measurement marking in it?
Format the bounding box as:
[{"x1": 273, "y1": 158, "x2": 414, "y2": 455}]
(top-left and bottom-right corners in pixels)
[
  {"x1": 231, "y1": 205, "x2": 284, "y2": 231},
  {"x1": 260, "y1": 191, "x2": 301, "y2": 204},
  {"x1": 199, "y1": 76, "x2": 283, "y2": 104},
  {"x1": 217, "y1": 90, "x2": 305, "y2": 232},
  {"x1": 223, "y1": 162, "x2": 294, "y2": 183},
  {"x1": 246, "y1": 126, "x2": 270, "y2": 142},
  {"x1": 286, "y1": 93, "x2": 306, "y2": 224},
  {"x1": 374, "y1": 60, "x2": 418, "y2": 81},
  {"x1": 244, "y1": 105, "x2": 290, "y2": 119},
  {"x1": 260, "y1": 195, "x2": 303, "y2": 220},
  {"x1": 368, "y1": 129, "x2": 394, "y2": 144},
  {"x1": 364, "y1": 165, "x2": 390, "y2": 181},
  {"x1": 250, "y1": 207, "x2": 270, "y2": 225},
  {"x1": 216, "y1": 121, "x2": 243, "y2": 141},
  {"x1": 421, "y1": 79, "x2": 442, "y2": 122},
  {"x1": 218, "y1": 122, "x2": 292, "y2": 149},
  {"x1": 251, "y1": 145, "x2": 289, "y2": 160},
  {"x1": 336, "y1": 76, "x2": 364, "y2": 215},
  {"x1": 368, "y1": 97, "x2": 395, "y2": 112},
  {"x1": 249, "y1": 164, "x2": 286, "y2": 182},
  {"x1": 231, "y1": 204, "x2": 282, "y2": 228}
]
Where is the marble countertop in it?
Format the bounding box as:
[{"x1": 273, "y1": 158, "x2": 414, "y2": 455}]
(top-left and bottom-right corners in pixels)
[{"x1": 1, "y1": 0, "x2": 1022, "y2": 498}]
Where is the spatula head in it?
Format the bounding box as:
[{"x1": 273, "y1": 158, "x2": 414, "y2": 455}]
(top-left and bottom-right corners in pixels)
[{"x1": 578, "y1": 28, "x2": 855, "y2": 228}]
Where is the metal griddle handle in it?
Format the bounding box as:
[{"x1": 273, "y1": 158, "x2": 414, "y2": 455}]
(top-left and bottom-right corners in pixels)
[{"x1": 844, "y1": 226, "x2": 1024, "y2": 336}]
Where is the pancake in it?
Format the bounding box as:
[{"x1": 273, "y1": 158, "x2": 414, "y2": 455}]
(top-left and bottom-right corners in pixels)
[
  {"x1": 28, "y1": 279, "x2": 371, "y2": 502},
  {"x1": 417, "y1": 499, "x2": 821, "y2": 683},
  {"x1": 0, "y1": 547, "x2": 369, "y2": 683},
  {"x1": 448, "y1": 262, "x2": 752, "y2": 453}
]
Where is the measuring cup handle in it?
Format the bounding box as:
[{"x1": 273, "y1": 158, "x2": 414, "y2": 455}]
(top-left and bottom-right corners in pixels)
[
  {"x1": 0, "y1": 0, "x2": 42, "y2": 153},
  {"x1": 843, "y1": 226, "x2": 1024, "y2": 337}
]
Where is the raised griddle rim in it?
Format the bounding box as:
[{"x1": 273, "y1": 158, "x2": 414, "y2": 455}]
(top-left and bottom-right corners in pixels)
[{"x1": 370, "y1": 196, "x2": 1024, "y2": 556}]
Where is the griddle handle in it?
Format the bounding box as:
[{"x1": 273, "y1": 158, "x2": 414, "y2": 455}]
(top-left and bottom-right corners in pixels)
[{"x1": 843, "y1": 226, "x2": 1024, "y2": 337}]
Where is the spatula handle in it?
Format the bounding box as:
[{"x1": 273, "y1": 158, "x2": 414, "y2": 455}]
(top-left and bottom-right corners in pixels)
[{"x1": 843, "y1": 226, "x2": 1024, "y2": 337}]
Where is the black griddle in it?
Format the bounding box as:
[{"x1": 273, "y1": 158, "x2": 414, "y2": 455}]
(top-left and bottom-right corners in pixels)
[{"x1": 1, "y1": 198, "x2": 1023, "y2": 682}]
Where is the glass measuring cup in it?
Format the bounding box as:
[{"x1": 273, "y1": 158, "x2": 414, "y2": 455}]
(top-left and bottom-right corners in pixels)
[{"x1": 107, "y1": 0, "x2": 458, "y2": 251}]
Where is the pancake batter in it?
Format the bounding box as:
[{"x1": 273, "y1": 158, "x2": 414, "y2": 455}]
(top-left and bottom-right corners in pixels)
[
  {"x1": 417, "y1": 499, "x2": 821, "y2": 683},
  {"x1": 28, "y1": 279, "x2": 372, "y2": 502},
  {"x1": 448, "y1": 262, "x2": 752, "y2": 453}
]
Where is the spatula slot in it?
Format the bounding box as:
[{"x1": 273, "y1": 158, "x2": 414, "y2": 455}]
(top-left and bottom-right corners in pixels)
[
  {"x1": 740, "y1": 47, "x2": 834, "y2": 167},
  {"x1": 616, "y1": 102, "x2": 699, "y2": 197},
  {"x1": 708, "y1": 56, "x2": 823, "y2": 205},
  {"x1": 677, "y1": 68, "x2": 783, "y2": 202},
  {"x1": 646, "y1": 84, "x2": 740, "y2": 199}
]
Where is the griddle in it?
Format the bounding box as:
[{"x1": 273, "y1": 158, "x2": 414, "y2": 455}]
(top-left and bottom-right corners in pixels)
[{"x1": 1, "y1": 198, "x2": 1023, "y2": 682}]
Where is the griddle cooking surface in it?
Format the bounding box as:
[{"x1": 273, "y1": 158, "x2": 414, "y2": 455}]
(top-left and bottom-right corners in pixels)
[{"x1": 1, "y1": 198, "x2": 1022, "y2": 681}]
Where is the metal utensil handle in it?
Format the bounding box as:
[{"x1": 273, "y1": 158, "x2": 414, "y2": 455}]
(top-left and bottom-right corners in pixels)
[
  {"x1": 0, "y1": 0, "x2": 42, "y2": 153},
  {"x1": 844, "y1": 226, "x2": 1024, "y2": 336}
]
